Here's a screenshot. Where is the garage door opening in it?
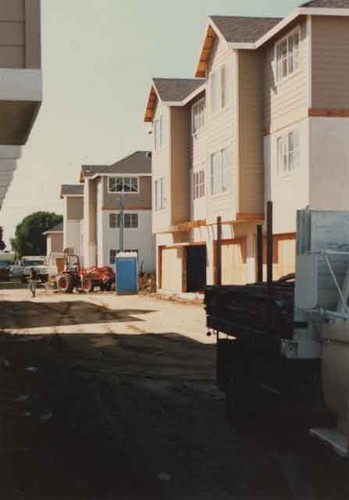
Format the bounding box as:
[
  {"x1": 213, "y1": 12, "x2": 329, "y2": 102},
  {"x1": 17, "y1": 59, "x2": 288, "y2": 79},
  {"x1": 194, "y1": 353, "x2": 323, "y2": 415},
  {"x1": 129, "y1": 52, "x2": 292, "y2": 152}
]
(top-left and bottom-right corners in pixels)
[{"x1": 186, "y1": 245, "x2": 207, "y2": 292}]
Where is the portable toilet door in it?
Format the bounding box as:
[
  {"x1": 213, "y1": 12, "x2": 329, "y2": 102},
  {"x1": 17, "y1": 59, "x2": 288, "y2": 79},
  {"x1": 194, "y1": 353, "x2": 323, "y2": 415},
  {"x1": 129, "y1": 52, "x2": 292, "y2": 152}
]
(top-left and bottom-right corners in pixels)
[{"x1": 115, "y1": 252, "x2": 138, "y2": 295}]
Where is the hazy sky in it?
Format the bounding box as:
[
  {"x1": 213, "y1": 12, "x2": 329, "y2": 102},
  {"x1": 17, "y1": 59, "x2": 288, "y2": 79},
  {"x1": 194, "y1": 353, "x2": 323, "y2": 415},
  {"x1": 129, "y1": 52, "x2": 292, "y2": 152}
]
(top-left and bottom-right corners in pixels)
[{"x1": 0, "y1": 0, "x2": 300, "y2": 245}]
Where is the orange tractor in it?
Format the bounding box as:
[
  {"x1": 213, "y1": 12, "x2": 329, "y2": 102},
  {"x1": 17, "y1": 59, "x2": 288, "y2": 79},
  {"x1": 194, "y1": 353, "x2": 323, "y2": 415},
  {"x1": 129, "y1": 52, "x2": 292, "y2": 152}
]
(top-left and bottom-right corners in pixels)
[{"x1": 56, "y1": 255, "x2": 115, "y2": 293}]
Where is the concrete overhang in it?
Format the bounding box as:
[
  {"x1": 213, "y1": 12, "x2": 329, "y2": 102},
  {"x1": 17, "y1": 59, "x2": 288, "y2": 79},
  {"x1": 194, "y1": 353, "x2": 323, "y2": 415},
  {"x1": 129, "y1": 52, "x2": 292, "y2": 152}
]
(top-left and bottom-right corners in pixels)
[{"x1": 0, "y1": 69, "x2": 42, "y2": 145}]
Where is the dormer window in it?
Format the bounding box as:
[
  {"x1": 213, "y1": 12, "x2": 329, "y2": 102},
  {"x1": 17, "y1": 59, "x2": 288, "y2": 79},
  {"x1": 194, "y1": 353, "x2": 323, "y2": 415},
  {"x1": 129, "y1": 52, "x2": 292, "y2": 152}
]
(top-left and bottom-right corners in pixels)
[
  {"x1": 191, "y1": 97, "x2": 205, "y2": 135},
  {"x1": 275, "y1": 29, "x2": 300, "y2": 82}
]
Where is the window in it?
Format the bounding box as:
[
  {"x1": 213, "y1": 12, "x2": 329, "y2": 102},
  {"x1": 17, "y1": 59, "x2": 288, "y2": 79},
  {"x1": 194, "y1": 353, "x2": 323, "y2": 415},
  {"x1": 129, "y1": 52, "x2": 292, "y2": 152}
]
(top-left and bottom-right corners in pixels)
[
  {"x1": 193, "y1": 170, "x2": 205, "y2": 199},
  {"x1": 154, "y1": 115, "x2": 163, "y2": 151},
  {"x1": 277, "y1": 129, "x2": 300, "y2": 174},
  {"x1": 275, "y1": 30, "x2": 300, "y2": 82},
  {"x1": 108, "y1": 176, "x2": 139, "y2": 193},
  {"x1": 210, "y1": 64, "x2": 229, "y2": 113},
  {"x1": 109, "y1": 213, "x2": 139, "y2": 229},
  {"x1": 109, "y1": 249, "x2": 139, "y2": 264},
  {"x1": 191, "y1": 98, "x2": 205, "y2": 135},
  {"x1": 210, "y1": 148, "x2": 231, "y2": 195},
  {"x1": 155, "y1": 177, "x2": 167, "y2": 211}
]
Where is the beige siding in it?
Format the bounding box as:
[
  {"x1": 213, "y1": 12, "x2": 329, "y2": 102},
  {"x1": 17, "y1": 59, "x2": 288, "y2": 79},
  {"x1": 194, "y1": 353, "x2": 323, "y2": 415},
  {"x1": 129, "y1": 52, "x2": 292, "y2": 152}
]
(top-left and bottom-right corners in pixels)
[
  {"x1": 238, "y1": 50, "x2": 264, "y2": 215},
  {"x1": 49, "y1": 233, "x2": 63, "y2": 253},
  {"x1": 67, "y1": 196, "x2": 83, "y2": 220},
  {"x1": 263, "y1": 21, "x2": 308, "y2": 133},
  {"x1": 0, "y1": 0, "x2": 41, "y2": 69},
  {"x1": 171, "y1": 107, "x2": 190, "y2": 225},
  {"x1": 221, "y1": 241, "x2": 248, "y2": 285},
  {"x1": 190, "y1": 94, "x2": 207, "y2": 221},
  {"x1": 206, "y1": 37, "x2": 235, "y2": 224},
  {"x1": 312, "y1": 17, "x2": 349, "y2": 109},
  {"x1": 103, "y1": 175, "x2": 152, "y2": 210}
]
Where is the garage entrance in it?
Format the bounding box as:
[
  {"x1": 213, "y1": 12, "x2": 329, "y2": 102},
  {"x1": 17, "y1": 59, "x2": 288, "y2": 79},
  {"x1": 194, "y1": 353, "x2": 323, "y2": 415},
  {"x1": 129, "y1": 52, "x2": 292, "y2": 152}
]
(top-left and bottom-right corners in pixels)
[{"x1": 186, "y1": 245, "x2": 207, "y2": 292}]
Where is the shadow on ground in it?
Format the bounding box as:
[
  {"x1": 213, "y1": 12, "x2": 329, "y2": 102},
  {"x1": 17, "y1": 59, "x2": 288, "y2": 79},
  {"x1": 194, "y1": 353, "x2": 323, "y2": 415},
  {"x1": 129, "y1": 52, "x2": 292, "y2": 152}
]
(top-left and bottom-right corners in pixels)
[
  {"x1": 0, "y1": 332, "x2": 348, "y2": 500},
  {"x1": 0, "y1": 301, "x2": 154, "y2": 330}
]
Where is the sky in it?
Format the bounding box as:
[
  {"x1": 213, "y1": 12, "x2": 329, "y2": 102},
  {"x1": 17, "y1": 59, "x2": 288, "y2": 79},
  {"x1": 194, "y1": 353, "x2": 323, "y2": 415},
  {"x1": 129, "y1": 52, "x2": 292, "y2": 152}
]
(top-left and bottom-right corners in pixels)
[{"x1": 0, "y1": 0, "x2": 300, "y2": 246}]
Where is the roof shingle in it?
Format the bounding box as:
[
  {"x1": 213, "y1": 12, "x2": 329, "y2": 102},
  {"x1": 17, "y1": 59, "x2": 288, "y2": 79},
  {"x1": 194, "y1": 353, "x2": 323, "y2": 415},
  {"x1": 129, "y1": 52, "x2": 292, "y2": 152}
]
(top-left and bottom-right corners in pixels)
[
  {"x1": 61, "y1": 184, "x2": 84, "y2": 197},
  {"x1": 210, "y1": 16, "x2": 282, "y2": 44},
  {"x1": 301, "y1": 0, "x2": 349, "y2": 7},
  {"x1": 153, "y1": 78, "x2": 205, "y2": 103},
  {"x1": 81, "y1": 151, "x2": 151, "y2": 178}
]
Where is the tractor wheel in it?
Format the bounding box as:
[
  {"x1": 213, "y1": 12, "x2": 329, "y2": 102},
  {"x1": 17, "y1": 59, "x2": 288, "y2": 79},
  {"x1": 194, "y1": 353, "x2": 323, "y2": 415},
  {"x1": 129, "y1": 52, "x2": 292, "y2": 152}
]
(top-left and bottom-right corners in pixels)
[
  {"x1": 57, "y1": 274, "x2": 74, "y2": 293},
  {"x1": 82, "y1": 277, "x2": 94, "y2": 293}
]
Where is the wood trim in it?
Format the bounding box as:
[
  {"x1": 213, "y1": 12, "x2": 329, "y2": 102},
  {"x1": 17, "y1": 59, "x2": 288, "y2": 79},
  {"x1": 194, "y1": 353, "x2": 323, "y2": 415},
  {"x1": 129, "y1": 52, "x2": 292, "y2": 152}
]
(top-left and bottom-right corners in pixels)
[
  {"x1": 213, "y1": 237, "x2": 248, "y2": 285},
  {"x1": 171, "y1": 219, "x2": 206, "y2": 232},
  {"x1": 236, "y1": 213, "x2": 264, "y2": 222},
  {"x1": 308, "y1": 108, "x2": 349, "y2": 118}
]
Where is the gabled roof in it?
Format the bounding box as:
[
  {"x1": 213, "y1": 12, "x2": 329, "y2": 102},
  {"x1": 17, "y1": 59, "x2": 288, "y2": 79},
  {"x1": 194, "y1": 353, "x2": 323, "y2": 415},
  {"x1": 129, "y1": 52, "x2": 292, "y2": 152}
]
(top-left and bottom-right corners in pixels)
[
  {"x1": 81, "y1": 151, "x2": 151, "y2": 180},
  {"x1": 195, "y1": 16, "x2": 281, "y2": 77},
  {"x1": 43, "y1": 222, "x2": 63, "y2": 235},
  {"x1": 210, "y1": 16, "x2": 281, "y2": 44},
  {"x1": 144, "y1": 78, "x2": 205, "y2": 122},
  {"x1": 301, "y1": 0, "x2": 349, "y2": 6},
  {"x1": 60, "y1": 184, "x2": 84, "y2": 198}
]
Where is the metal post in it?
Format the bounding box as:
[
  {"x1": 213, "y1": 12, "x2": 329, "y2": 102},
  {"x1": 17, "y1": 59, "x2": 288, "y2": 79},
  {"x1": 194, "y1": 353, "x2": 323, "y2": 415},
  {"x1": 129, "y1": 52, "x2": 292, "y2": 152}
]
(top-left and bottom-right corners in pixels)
[
  {"x1": 119, "y1": 193, "x2": 124, "y2": 253},
  {"x1": 216, "y1": 216, "x2": 222, "y2": 287},
  {"x1": 267, "y1": 201, "x2": 273, "y2": 327},
  {"x1": 257, "y1": 224, "x2": 263, "y2": 283}
]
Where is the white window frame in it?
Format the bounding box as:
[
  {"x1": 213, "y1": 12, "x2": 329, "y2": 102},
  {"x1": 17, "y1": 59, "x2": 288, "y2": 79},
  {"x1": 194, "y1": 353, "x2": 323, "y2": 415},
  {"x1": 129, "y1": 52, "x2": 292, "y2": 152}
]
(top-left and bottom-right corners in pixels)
[
  {"x1": 192, "y1": 169, "x2": 205, "y2": 200},
  {"x1": 155, "y1": 177, "x2": 167, "y2": 211},
  {"x1": 210, "y1": 147, "x2": 231, "y2": 196},
  {"x1": 109, "y1": 213, "x2": 139, "y2": 229},
  {"x1": 275, "y1": 28, "x2": 300, "y2": 83},
  {"x1": 277, "y1": 129, "x2": 300, "y2": 175},
  {"x1": 154, "y1": 115, "x2": 163, "y2": 151},
  {"x1": 191, "y1": 97, "x2": 205, "y2": 136},
  {"x1": 108, "y1": 176, "x2": 139, "y2": 194}
]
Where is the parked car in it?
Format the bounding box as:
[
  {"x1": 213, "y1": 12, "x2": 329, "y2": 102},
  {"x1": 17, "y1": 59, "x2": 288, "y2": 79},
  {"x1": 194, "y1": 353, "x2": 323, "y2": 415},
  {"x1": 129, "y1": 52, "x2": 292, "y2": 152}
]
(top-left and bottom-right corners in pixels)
[{"x1": 9, "y1": 256, "x2": 52, "y2": 282}]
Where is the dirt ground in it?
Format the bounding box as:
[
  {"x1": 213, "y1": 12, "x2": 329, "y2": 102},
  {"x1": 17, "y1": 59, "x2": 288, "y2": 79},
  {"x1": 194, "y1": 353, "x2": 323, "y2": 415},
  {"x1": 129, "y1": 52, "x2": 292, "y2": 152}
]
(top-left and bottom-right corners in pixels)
[{"x1": 0, "y1": 288, "x2": 348, "y2": 499}]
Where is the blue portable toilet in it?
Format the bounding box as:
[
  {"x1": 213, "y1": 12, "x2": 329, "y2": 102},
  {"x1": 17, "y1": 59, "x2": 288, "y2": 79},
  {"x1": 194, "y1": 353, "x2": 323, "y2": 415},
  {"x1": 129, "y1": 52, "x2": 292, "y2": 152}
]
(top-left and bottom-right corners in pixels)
[{"x1": 115, "y1": 252, "x2": 138, "y2": 295}]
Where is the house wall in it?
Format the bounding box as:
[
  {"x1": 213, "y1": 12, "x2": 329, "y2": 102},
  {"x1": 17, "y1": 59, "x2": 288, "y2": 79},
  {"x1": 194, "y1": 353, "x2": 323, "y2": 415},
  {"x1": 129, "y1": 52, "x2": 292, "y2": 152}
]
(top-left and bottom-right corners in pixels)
[
  {"x1": 264, "y1": 118, "x2": 310, "y2": 234},
  {"x1": 46, "y1": 233, "x2": 63, "y2": 255},
  {"x1": 312, "y1": 17, "x2": 349, "y2": 109},
  {"x1": 238, "y1": 50, "x2": 264, "y2": 216},
  {"x1": 310, "y1": 117, "x2": 349, "y2": 210},
  {"x1": 67, "y1": 196, "x2": 83, "y2": 220},
  {"x1": 171, "y1": 107, "x2": 190, "y2": 225},
  {"x1": 152, "y1": 103, "x2": 172, "y2": 232},
  {"x1": 83, "y1": 178, "x2": 98, "y2": 266},
  {"x1": 206, "y1": 36, "x2": 236, "y2": 224},
  {"x1": 103, "y1": 175, "x2": 152, "y2": 210},
  {"x1": 190, "y1": 93, "x2": 207, "y2": 222},
  {"x1": 101, "y1": 209, "x2": 155, "y2": 272},
  {"x1": 0, "y1": 0, "x2": 41, "y2": 69},
  {"x1": 263, "y1": 20, "x2": 308, "y2": 134}
]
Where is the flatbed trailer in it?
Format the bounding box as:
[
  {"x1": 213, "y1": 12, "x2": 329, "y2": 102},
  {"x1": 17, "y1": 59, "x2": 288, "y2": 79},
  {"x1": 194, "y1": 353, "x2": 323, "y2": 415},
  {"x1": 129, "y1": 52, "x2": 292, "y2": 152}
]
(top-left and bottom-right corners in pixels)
[{"x1": 205, "y1": 281, "x2": 324, "y2": 422}]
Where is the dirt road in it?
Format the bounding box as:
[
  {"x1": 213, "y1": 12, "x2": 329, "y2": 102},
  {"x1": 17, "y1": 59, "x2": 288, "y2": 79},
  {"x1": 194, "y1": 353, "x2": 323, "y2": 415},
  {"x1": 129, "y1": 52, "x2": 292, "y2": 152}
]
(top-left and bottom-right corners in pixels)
[{"x1": 0, "y1": 289, "x2": 348, "y2": 499}]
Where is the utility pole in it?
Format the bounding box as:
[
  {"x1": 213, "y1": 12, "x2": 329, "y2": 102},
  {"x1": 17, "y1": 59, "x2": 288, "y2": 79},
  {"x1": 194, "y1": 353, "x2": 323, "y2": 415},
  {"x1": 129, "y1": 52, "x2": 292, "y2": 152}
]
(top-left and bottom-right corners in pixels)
[{"x1": 119, "y1": 193, "x2": 124, "y2": 253}]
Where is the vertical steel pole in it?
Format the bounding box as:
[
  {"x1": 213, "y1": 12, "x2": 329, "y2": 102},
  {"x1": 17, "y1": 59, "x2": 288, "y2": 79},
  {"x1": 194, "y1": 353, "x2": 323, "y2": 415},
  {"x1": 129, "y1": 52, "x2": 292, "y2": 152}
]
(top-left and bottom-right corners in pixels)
[
  {"x1": 119, "y1": 193, "x2": 124, "y2": 253},
  {"x1": 257, "y1": 224, "x2": 263, "y2": 283},
  {"x1": 267, "y1": 201, "x2": 273, "y2": 326},
  {"x1": 216, "y1": 216, "x2": 222, "y2": 287}
]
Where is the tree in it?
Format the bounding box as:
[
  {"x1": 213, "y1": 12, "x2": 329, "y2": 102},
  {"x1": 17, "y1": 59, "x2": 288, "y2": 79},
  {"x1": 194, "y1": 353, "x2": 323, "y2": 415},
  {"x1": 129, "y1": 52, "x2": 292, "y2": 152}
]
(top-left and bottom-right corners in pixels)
[
  {"x1": 11, "y1": 211, "x2": 63, "y2": 257},
  {"x1": 0, "y1": 226, "x2": 6, "y2": 251}
]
